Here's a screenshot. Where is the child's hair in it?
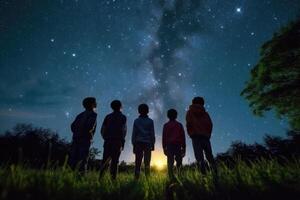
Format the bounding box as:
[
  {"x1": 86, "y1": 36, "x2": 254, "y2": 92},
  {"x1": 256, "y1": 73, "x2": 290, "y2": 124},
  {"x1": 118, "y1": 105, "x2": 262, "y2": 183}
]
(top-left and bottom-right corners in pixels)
[
  {"x1": 111, "y1": 100, "x2": 122, "y2": 111},
  {"x1": 138, "y1": 104, "x2": 149, "y2": 115},
  {"x1": 82, "y1": 97, "x2": 96, "y2": 110},
  {"x1": 167, "y1": 109, "x2": 177, "y2": 120},
  {"x1": 192, "y1": 96, "x2": 204, "y2": 105}
]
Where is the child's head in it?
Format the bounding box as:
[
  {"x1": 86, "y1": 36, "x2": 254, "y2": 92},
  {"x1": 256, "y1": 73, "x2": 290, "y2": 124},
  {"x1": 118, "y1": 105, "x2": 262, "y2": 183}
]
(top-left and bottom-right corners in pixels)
[
  {"x1": 167, "y1": 109, "x2": 177, "y2": 120},
  {"x1": 138, "y1": 104, "x2": 149, "y2": 116},
  {"x1": 82, "y1": 97, "x2": 97, "y2": 110},
  {"x1": 111, "y1": 100, "x2": 122, "y2": 111},
  {"x1": 192, "y1": 96, "x2": 204, "y2": 106}
]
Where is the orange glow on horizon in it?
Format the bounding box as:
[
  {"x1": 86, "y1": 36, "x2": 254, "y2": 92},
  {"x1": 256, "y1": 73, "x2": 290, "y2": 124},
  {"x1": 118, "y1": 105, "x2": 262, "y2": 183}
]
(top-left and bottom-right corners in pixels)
[{"x1": 151, "y1": 150, "x2": 167, "y2": 170}]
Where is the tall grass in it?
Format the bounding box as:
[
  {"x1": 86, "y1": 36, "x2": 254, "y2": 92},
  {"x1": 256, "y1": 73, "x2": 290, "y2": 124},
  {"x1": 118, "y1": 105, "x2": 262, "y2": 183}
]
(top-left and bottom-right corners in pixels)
[{"x1": 0, "y1": 159, "x2": 299, "y2": 200}]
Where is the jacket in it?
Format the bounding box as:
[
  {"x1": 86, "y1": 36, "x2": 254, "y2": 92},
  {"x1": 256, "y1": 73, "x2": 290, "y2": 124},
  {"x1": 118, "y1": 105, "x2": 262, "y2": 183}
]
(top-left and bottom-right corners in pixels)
[
  {"x1": 71, "y1": 110, "x2": 97, "y2": 141},
  {"x1": 132, "y1": 115, "x2": 155, "y2": 145},
  {"x1": 186, "y1": 104, "x2": 213, "y2": 138},
  {"x1": 101, "y1": 111, "x2": 127, "y2": 147},
  {"x1": 162, "y1": 120, "x2": 186, "y2": 149}
]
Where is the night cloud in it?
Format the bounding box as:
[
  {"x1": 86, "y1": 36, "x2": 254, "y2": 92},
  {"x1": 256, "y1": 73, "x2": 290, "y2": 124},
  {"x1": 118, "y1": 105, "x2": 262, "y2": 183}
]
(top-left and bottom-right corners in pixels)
[{"x1": 0, "y1": 78, "x2": 75, "y2": 107}]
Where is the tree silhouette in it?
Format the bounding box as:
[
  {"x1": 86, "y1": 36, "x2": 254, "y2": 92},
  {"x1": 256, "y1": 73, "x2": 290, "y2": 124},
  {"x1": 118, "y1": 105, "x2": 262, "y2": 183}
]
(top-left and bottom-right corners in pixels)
[
  {"x1": 241, "y1": 19, "x2": 300, "y2": 130},
  {"x1": 0, "y1": 123, "x2": 100, "y2": 168},
  {"x1": 1, "y1": 123, "x2": 299, "y2": 169},
  {"x1": 216, "y1": 132, "x2": 300, "y2": 165}
]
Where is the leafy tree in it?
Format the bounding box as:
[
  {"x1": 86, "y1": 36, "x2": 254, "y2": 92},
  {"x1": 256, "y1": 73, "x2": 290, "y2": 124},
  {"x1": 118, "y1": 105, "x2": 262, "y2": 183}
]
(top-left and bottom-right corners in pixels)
[{"x1": 241, "y1": 19, "x2": 300, "y2": 130}]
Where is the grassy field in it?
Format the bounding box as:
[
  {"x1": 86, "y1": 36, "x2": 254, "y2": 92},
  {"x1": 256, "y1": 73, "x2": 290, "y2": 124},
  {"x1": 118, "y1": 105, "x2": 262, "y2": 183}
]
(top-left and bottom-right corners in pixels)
[{"x1": 0, "y1": 160, "x2": 300, "y2": 200}]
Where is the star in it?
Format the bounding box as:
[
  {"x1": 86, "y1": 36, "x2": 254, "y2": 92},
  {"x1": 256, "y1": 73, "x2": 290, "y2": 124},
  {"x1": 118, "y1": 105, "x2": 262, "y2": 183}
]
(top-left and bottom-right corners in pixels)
[
  {"x1": 236, "y1": 7, "x2": 242, "y2": 13},
  {"x1": 72, "y1": 53, "x2": 76, "y2": 57},
  {"x1": 65, "y1": 111, "x2": 70, "y2": 118}
]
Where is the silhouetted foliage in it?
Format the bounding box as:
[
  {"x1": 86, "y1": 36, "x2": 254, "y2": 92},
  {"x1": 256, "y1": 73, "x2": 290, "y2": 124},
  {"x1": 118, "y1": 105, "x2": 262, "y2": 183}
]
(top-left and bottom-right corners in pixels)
[
  {"x1": 1, "y1": 123, "x2": 300, "y2": 171},
  {"x1": 216, "y1": 131, "x2": 300, "y2": 166},
  {"x1": 0, "y1": 123, "x2": 100, "y2": 168},
  {"x1": 241, "y1": 18, "x2": 300, "y2": 130}
]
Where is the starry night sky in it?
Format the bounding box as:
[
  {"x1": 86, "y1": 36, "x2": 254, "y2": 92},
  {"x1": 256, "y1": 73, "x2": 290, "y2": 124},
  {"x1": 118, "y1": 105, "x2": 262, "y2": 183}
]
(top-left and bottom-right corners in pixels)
[{"x1": 1, "y1": 0, "x2": 299, "y2": 163}]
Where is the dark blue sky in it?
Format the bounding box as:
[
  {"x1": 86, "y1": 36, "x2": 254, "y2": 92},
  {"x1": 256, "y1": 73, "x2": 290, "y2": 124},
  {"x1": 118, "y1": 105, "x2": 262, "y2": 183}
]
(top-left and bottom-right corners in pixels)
[{"x1": 0, "y1": 0, "x2": 299, "y2": 163}]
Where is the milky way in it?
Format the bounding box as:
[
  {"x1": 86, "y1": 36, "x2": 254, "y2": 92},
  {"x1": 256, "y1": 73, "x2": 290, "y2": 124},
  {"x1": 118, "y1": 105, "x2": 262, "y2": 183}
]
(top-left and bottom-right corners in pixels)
[{"x1": 138, "y1": 0, "x2": 204, "y2": 121}]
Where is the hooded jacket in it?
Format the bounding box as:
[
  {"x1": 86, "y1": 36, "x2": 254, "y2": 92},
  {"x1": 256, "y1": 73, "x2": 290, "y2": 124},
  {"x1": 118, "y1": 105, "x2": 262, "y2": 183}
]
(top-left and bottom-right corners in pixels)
[
  {"x1": 132, "y1": 115, "x2": 155, "y2": 145},
  {"x1": 162, "y1": 120, "x2": 186, "y2": 149},
  {"x1": 186, "y1": 104, "x2": 213, "y2": 138}
]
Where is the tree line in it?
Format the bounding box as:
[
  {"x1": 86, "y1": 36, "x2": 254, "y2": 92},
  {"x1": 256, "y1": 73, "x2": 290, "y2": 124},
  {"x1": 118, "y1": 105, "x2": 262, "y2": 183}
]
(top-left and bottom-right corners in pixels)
[
  {"x1": 0, "y1": 123, "x2": 299, "y2": 169},
  {"x1": 0, "y1": 124, "x2": 100, "y2": 169}
]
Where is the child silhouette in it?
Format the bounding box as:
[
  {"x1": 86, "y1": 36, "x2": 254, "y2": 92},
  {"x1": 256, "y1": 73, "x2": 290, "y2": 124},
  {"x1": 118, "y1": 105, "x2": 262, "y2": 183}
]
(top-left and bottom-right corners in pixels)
[
  {"x1": 162, "y1": 109, "x2": 186, "y2": 179},
  {"x1": 69, "y1": 97, "x2": 97, "y2": 173}
]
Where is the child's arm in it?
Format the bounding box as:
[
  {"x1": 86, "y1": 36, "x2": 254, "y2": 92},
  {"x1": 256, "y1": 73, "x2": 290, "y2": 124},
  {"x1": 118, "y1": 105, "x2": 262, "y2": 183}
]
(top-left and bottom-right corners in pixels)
[
  {"x1": 71, "y1": 114, "x2": 79, "y2": 134},
  {"x1": 186, "y1": 110, "x2": 193, "y2": 135},
  {"x1": 131, "y1": 120, "x2": 137, "y2": 145},
  {"x1": 100, "y1": 116, "x2": 107, "y2": 139},
  {"x1": 162, "y1": 124, "x2": 167, "y2": 155},
  {"x1": 150, "y1": 120, "x2": 155, "y2": 150},
  {"x1": 121, "y1": 116, "x2": 127, "y2": 149},
  {"x1": 89, "y1": 121, "x2": 97, "y2": 139},
  {"x1": 181, "y1": 124, "x2": 186, "y2": 157},
  {"x1": 87, "y1": 114, "x2": 97, "y2": 139},
  {"x1": 207, "y1": 113, "x2": 213, "y2": 135}
]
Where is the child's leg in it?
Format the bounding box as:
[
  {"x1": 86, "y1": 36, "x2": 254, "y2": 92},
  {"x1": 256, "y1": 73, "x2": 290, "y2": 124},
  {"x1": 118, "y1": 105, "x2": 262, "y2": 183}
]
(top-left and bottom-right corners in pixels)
[
  {"x1": 99, "y1": 143, "x2": 111, "y2": 179},
  {"x1": 69, "y1": 140, "x2": 79, "y2": 169},
  {"x1": 134, "y1": 143, "x2": 143, "y2": 179},
  {"x1": 144, "y1": 145, "x2": 151, "y2": 177},
  {"x1": 78, "y1": 140, "x2": 91, "y2": 173},
  {"x1": 192, "y1": 138, "x2": 206, "y2": 174},
  {"x1": 174, "y1": 147, "x2": 183, "y2": 175},
  {"x1": 203, "y1": 139, "x2": 217, "y2": 174},
  {"x1": 167, "y1": 153, "x2": 175, "y2": 179},
  {"x1": 110, "y1": 142, "x2": 122, "y2": 180}
]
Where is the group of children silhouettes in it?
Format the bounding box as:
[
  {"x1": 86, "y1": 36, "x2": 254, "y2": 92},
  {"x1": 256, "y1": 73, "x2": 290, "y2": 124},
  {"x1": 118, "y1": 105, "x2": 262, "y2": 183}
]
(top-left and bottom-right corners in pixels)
[{"x1": 69, "y1": 96, "x2": 216, "y2": 180}]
